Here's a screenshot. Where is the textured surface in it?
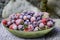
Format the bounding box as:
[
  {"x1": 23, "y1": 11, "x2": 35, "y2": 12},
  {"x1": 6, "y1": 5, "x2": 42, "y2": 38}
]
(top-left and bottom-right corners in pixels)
[{"x1": 0, "y1": 19, "x2": 60, "y2": 40}]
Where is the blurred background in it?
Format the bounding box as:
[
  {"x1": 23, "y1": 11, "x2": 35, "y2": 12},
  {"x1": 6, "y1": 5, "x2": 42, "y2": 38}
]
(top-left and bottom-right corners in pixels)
[
  {"x1": 0, "y1": 0, "x2": 60, "y2": 22},
  {"x1": 0, "y1": 0, "x2": 10, "y2": 22}
]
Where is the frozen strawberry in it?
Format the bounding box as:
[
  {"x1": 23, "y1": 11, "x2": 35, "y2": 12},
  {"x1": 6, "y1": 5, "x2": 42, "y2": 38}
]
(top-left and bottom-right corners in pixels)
[
  {"x1": 28, "y1": 25, "x2": 34, "y2": 31},
  {"x1": 15, "y1": 19, "x2": 24, "y2": 25},
  {"x1": 31, "y1": 17, "x2": 36, "y2": 22},
  {"x1": 9, "y1": 24, "x2": 17, "y2": 30},
  {"x1": 2, "y1": 19, "x2": 7, "y2": 25},
  {"x1": 24, "y1": 28, "x2": 29, "y2": 32},
  {"x1": 41, "y1": 18, "x2": 47, "y2": 25}
]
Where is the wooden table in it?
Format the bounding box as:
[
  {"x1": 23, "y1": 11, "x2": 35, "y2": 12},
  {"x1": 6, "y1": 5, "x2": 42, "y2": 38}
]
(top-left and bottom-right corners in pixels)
[{"x1": 0, "y1": 19, "x2": 60, "y2": 40}]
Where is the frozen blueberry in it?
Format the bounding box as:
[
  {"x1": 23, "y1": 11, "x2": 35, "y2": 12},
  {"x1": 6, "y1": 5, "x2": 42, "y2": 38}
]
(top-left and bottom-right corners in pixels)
[
  {"x1": 19, "y1": 15, "x2": 23, "y2": 19},
  {"x1": 47, "y1": 21, "x2": 54, "y2": 27},
  {"x1": 18, "y1": 25, "x2": 23, "y2": 30},
  {"x1": 36, "y1": 16, "x2": 41, "y2": 21},
  {"x1": 7, "y1": 21, "x2": 12, "y2": 26},
  {"x1": 26, "y1": 20, "x2": 29, "y2": 22},
  {"x1": 27, "y1": 15, "x2": 31, "y2": 19},
  {"x1": 11, "y1": 20, "x2": 15, "y2": 23},
  {"x1": 39, "y1": 23, "x2": 45, "y2": 28},
  {"x1": 24, "y1": 21, "x2": 28, "y2": 25},
  {"x1": 31, "y1": 17, "x2": 36, "y2": 22}
]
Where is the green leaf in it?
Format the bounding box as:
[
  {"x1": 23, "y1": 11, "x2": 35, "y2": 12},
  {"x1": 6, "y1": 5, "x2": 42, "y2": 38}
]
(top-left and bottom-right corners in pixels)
[{"x1": 24, "y1": 24, "x2": 28, "y2": 29}]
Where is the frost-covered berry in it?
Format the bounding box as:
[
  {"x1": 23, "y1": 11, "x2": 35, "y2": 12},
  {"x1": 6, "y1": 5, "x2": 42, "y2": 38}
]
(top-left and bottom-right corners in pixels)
[
  {"x1": 27, "y1": 15, "x2": 31, "y2": 19},
  {"x1": 31, "y1": 17, "x2": 36, "y2": 22},
  {"x1": 18, "y1": 25, "x2": 23, "y2": 30},
  {"x1": 24, "y1": 21, "x2": 28, "y2": 25},
  {"x1": 32, "y1": 21, "x2": 38, "y2": 27},
  {"x1": 41, "y1": 18, "x2": 47, "y2": 25},
  {"x1": 38, "y1": 12, "x2": 43, "y2": 16},
  {"x1": 47, "y1": 21, "x2": 53, "y2": 27},
  {"x1": 7, "y1": 21, "x2": 11, "y2": 26},
  {"x1": 9, "y1": 14, "x2": 16, "y2": 20},
  {"x1": 19, "y1": 15, "x2": 23, "y2": 19},
  {"x1": 23, "y1": 16, "x2": 27, "y2": 20},
  {"x1": 14, "y1": 15, "x2": 19, "y2": 19},
  {"x1": 24, "y1": 28, "x2": 29, "y2": 32},
  {"x1": 36, "y1": 16, "x2": 41, "y2": 21},
  {"x1": 28, "y1": 25, "x2": 34, "y2": 31},
  {"x1": 26, "y1": 20, "x2": 29, "y2": 22},
  {"x1": 15, "y1": 19, "x2": 23, "y2": 25},
  {"x1": 2, "y1": 19, "x2": 7, "y2": 25},
  {"x1": 27, "y1": 11, "x2": 34, "y2": 16},
  {"x1": 39, "y1": 23, "x2": 45, "y2": 28},
  {"x1": 9, "y1": 24, "x2": 17, "y2": 30},
  {"x1": 11, "y1": 20, "x2": 15, "y2": 23},
  {"x1": 34, "y1": 27, "x2": 39, "y2": 31}
]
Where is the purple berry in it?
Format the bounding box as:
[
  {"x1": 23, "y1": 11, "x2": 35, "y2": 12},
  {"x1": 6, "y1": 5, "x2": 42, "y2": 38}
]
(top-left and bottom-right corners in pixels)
[
  {"x1": 11, "y1": 20, "x2": 15, "y2": 23},
  {"x1": 18, "y1": 25, "x2": 23, "y2": 30},
  {"x1": 32, "y1": 21, "x2": 38, "y2": 27},
  {"x1": 7, "y1": 21, "x2": 11, "y2": 26},
  {"x1": 19, "y1": 15, "x2": 23, "y2": 19},
  {"x1": 47, "y1": 21, "x2": 53, "y2": 27},
  {"x1": 38, "y1": 12, "x2": 43, "y2": 16},
  {"x1": 24, "y1": 21, "x2": 28, "y2": 25},
  {"x1": 36, "y1": 17, "x2": 41, "y2": 21},
  {"x1": 31, "y1": 17, "x2": 36, "y2": 22},
  {"x1": 26, "y1": 20, "x2": 29, "y2": 22},
  {"x1": 39, "y1": 23, "x2": 45, "y2": 28},
  {"x1": 27, "y1": 15, "x2": 31, "y2": 19}
]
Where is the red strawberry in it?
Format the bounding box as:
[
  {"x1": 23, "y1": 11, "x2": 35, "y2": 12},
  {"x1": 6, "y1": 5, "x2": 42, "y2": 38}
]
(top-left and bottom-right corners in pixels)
[
  {"x1": 24, "y1": 28, "x2": 29, "y2": 32},
  {"x1": 9, "y1": 24, "x2": 17, "y2": 30},
  {"x1": 28, "y1": 25, "x2": 34, "y2": 31},
  {"x1": 2, "y1": 19, "x2": 7, "y2": 25},
  {"x1": 9, "y1": 25, "x2": 14, "y2": 30},
  {"x1": 41, "y1": 18, "x2": 47, "y2": 25},
  {"x1": 15, "y1": 19, "x2": 23, "y2": 25}
]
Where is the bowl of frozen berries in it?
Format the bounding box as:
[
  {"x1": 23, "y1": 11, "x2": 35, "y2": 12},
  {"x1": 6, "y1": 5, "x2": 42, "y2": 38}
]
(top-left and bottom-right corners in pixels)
[{"x1": 2, "y1": 11, "x2": 55, "y2": 38}]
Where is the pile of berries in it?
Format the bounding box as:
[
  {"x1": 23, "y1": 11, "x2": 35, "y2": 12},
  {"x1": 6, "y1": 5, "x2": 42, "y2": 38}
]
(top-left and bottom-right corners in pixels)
[{"x1": 2, "y1": 11, "x2": 55, "y2": 32}]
